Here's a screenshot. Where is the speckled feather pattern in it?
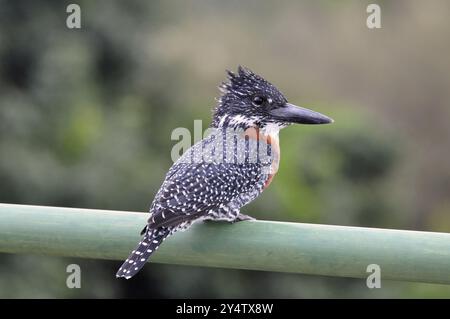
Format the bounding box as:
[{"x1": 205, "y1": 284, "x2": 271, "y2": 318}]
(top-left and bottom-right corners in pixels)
[{"x1": 116, "y1": 67, "x2": 286, "y2": 279}]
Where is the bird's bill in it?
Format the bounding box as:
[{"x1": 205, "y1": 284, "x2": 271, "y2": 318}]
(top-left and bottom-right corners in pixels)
[{"x1": 269, "y1": 103, "x2": 334, "y2": 124}]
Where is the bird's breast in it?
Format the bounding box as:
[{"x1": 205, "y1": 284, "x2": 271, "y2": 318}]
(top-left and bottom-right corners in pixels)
[{"x1": 242, "y1": 127, "x2": 280, "y2": 190}]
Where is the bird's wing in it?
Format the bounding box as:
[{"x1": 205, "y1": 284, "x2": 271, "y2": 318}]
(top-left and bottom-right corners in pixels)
[{"x1": 147, "y1": 161, "x2": 263, "y2": 228}]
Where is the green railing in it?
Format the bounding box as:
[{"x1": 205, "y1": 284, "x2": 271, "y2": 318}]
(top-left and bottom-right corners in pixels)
[{"x1": 0, "y1": 203, "x2": 449, "y2": 284}]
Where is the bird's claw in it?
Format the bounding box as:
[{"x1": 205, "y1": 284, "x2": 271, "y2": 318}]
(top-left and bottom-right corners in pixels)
[{"x1": 233, "y1": 213, "x2": 256, "y2": 223}]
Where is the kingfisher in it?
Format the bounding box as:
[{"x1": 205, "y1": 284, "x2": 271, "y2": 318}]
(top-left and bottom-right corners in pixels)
[{"x1": 116, "y1": 66, "x2": 333, "y2": 279}]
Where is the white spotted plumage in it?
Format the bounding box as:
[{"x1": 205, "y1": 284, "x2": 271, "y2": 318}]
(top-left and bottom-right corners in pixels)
[{"x1": 116, "y1": 66, "x2": 290, "y2": 279}]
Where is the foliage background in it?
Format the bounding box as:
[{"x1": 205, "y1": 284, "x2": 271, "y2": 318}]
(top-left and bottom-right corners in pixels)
[{"x1": 1, "y1": 0, "x2": 450, "y2": 298}]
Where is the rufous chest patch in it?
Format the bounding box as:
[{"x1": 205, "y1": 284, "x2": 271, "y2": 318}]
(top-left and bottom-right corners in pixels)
[{"x1": 242, "y1": 127, "x2": 280, "y2": 190}]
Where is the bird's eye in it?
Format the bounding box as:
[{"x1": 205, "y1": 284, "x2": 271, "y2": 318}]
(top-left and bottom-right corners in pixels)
[{"x1": 252, "y1": 96, "x2": 265, "y2": 106}]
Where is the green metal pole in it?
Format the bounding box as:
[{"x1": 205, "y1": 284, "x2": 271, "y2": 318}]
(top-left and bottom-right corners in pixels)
[{"x1": 0, "y1": 203, "x2": 449, "y2": 284}]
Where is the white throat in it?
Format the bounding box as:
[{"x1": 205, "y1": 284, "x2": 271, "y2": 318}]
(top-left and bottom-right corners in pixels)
[{"x1": 260, "y1": 123, "x2": 283, "y2": 137}]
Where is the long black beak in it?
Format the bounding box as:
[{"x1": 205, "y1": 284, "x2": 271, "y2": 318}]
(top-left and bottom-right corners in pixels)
[{"x1": 269, "y1": 103, "x2": 334, "y2": 124}]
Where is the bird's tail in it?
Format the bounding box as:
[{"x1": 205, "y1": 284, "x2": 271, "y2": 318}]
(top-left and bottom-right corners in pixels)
[{"x1": 116, "y1": 227, "x2": 171, "y2": 279}]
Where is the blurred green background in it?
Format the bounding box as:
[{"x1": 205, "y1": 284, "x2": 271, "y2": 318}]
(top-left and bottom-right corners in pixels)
[{"x1": 1, "y1": 0, "x2": 450, "y2": 298}]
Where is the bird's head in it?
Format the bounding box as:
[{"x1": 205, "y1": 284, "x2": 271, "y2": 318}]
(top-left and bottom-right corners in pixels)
[{"x1": 211, "y1": 66, "x2": 333, "y2": 131}]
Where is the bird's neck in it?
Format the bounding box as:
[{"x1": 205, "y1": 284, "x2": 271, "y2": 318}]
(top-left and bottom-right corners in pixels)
[
  {"x1": 212, "y1": 115, "x2": 283, "y2": 136},
  {"x1": 209, "y1": 119, "x2": 281, "y2": 176},
  {"x1": 211, "y1": 117, "x2": 282, "y2": 154},
  {"x1": 259, "y1": 123, "x2": 282, "y2": 138}
]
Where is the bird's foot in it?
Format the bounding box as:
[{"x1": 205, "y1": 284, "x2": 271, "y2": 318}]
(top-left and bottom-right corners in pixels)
[
  {"x1": 233, "y1": 213, "x2": 256, "y2": 223},
  {"x1": 202, "y1": 213, "x2": 255, "y2": 224}
]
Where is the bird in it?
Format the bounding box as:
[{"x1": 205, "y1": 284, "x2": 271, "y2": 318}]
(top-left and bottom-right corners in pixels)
[{"x1": 116, "y1": 66, "x2": 333, "y2": 279}]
